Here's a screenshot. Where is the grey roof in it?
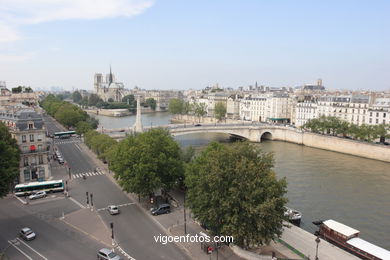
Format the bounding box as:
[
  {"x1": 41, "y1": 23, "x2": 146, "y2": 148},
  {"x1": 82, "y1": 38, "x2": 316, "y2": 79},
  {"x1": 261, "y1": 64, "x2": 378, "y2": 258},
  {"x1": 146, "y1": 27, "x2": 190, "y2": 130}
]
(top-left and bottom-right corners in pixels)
[{"x1": 14, "y1": 110, "x2": 44, "y2": 131}]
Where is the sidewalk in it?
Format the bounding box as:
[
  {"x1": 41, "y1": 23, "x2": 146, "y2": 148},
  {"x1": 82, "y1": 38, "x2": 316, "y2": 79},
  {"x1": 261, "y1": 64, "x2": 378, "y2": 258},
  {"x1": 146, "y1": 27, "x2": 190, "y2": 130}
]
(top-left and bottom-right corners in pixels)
[{"x1": 61, "y1": 208, "x2": 112, "y2": 247}]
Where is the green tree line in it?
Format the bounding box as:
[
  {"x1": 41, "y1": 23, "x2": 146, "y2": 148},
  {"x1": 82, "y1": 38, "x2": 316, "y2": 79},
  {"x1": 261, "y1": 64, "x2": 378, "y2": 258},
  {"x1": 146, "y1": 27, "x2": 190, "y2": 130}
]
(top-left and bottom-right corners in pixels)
[
  {"x1": 40, "y1": 94, "x2": 99, "y2": 130},
  {"x1": 303, "y1": 115, "x2": 390, "y2": 143},
  {"x1": 0, "y1": 122, "x2": 20, "y2": 197}
]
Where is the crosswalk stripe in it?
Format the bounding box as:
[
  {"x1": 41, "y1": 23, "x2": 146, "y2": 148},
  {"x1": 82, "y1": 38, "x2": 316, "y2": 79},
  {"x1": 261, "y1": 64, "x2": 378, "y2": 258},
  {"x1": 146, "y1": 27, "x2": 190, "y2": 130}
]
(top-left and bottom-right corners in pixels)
[
  {"x1": 74, "y1": 174, "x2": 79, "y2": 178},
  {"x1": 72, "y1": 174, "x2": 76, "y2": 178}
]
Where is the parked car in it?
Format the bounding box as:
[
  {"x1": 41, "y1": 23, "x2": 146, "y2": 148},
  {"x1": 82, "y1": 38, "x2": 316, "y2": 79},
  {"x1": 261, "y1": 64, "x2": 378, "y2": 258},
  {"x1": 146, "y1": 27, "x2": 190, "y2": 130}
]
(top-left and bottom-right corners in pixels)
[
  {"x1": 194, "y1": 124, "x2": 202, "y2": 127},
  {"x1": 20, "y1": 227, "x2": 36, "y2": 241},
  {"x1": 150, "y1": 203, "x2": 170, "y2": 216},
  {"x1": 97, "y1": 248, "x2": 122, "y2": 260},
  {"x1": 107, "y1": 205, "x2": 119, "y2": 215},
  {"x1": 29, "y1": 191, "x2": 46, "y2": 200}
]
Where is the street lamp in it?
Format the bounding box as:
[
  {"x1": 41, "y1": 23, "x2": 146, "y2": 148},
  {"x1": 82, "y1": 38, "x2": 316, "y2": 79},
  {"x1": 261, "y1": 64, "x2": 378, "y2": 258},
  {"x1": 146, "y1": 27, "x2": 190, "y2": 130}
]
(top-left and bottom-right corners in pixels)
[{"x1": 315, "y1": 236, "x2": 320, "y2": 260}]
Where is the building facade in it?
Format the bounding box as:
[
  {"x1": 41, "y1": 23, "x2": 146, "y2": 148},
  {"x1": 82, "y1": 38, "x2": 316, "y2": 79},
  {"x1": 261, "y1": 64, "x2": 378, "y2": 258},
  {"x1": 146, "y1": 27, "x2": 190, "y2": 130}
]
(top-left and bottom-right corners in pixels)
[{"x1": 0, "y1": 108, "x2": 51, "y2": 183}]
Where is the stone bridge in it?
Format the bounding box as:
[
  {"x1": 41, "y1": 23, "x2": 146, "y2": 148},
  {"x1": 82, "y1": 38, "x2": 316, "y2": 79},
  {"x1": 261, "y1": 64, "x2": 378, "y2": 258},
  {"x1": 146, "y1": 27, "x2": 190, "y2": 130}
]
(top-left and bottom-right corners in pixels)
[{"x1": 101, "y1": 123, "x2": 305, "y2": 143}]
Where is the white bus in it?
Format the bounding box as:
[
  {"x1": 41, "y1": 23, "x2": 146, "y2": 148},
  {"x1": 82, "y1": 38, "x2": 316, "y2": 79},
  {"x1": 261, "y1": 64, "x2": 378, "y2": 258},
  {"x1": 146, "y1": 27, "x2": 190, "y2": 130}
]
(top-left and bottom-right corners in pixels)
[{"x1": 15, "y1": 180, "x2": 64, "y2": 196}]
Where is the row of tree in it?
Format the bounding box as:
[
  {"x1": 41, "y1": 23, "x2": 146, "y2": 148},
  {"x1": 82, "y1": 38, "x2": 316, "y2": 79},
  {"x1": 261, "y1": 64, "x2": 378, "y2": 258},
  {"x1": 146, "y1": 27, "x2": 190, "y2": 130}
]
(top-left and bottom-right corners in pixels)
[
  {"x1": 0, "y1": 122, "x2": 20, "y2": 198},
  {"x1": 72, "y1": 91, "x2": 157, "y2": 111},
  {"x1": 168, "y1": 99, "x2": 227, "y2": 121},
  {"x1": 105, "y1": 128, "x2": 287, "y2": 248},
  {"x1": 85, "y1": 130, "x2": 117, "y2": 162},
  {"x1": 303, "y1": 115, "x2": 390, "y2": 143},
  {"x1": 40, "y1": 95, "x2": 99, "y2": 130}
]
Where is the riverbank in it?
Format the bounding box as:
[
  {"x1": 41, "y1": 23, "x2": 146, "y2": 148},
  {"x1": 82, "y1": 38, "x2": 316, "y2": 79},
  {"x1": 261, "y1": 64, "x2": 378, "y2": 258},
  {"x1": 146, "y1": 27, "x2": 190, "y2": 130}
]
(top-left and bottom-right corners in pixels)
[
  {"x1": 171, "y1": 115, "x2": 390, "y2": 163},
  {"x1": 85, "y1": 108, "x2": 169, "y2": 117}
]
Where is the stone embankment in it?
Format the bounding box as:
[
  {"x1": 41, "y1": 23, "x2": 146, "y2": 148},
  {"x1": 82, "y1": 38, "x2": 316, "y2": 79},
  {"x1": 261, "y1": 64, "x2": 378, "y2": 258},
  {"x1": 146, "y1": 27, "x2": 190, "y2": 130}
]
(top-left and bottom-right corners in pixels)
[{"x1": 172, "y1": 115, "x2": 390, "y2": 163}]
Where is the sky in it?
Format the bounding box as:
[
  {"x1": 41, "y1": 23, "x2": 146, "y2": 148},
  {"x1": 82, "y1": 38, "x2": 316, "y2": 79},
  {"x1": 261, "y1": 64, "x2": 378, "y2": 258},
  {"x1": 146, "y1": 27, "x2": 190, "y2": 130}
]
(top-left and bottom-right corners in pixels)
[{"x1": 0, "y1": 0, "x2": 389, "y2": 91}]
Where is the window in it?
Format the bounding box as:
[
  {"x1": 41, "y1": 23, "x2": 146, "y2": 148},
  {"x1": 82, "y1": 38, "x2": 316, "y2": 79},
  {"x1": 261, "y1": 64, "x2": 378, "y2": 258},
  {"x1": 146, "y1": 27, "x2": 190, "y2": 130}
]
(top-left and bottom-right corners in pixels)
[
  {"x1": 38, "y1": 145, "x2": 42, "y2": 151},
  {"x1": 23, "y1": 157, "x2": 29, "y2": 166},
  {"x1": 24, "y1": 169, "x2": 30, "y2": 182},
  {"x1": 384, "y1": 113, "x2": 386, "y2": 118},
  {"x1": 38, "y1": 155, "x2": 43, "y2": 164},
  {"x1": 37, "y1": 134, "x2": 42, "y2": 141},
  {"x1": 28, "y1": 123, "x2": 34, "y2": 129},
  {"x1": 29, "y1": 134, "x2": 34, "y2": 142},
  {"x1": 376, "y1": 112, "x2": 379, "y2": 117},
  {"x1": 31, "y1": 157, "x2": 36, "y2": 164},
  {"x1": 22, "y1": 135, "x2": 26, "y2": 143},
  {"x1": 370, "y1": 112, "x2": 372, "y2": 117},
  {"x1": 369, "y1": 118, "x2": 372, "y2": 123},
  {"x1": 23, "y1": 146, "x2": 28, "y2": 152},
  {"x1": 383, "y1": 120, "x2": 386, "y2": 124},
  {"x1": 376, "y1": 119, "x2": 379, "y2": 124}
]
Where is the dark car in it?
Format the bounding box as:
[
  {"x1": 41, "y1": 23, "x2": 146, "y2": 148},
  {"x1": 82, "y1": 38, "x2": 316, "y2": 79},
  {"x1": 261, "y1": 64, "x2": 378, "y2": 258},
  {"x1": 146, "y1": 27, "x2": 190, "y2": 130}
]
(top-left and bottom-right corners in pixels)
[
  {"x1": 194, "y1": 124, "x2": 202, "y2": 127},
  {"x1": 150, "y1": 203, "x2": 170, "y2": 216}
]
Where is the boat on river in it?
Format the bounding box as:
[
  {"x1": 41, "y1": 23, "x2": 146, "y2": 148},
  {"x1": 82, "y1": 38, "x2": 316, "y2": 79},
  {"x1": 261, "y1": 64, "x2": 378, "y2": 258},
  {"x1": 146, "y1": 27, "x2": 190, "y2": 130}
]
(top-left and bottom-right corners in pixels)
[
  {"x1": 284, "y1": 207, "x2": 302, "y2": 226},
  {"x1": 314, "y1": 219, "x2": 390, "y2": 260}
]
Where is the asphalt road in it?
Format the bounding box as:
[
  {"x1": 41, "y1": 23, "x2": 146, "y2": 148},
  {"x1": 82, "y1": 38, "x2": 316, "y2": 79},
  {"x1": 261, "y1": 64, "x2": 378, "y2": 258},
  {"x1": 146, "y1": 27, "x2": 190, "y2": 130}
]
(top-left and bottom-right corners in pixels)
[
  {"x1": 0, "y1": 196, "x2": 106, "y2": 260},
  {"x1": 44, "y1": 115, "x2": 189, "y2": 259}
]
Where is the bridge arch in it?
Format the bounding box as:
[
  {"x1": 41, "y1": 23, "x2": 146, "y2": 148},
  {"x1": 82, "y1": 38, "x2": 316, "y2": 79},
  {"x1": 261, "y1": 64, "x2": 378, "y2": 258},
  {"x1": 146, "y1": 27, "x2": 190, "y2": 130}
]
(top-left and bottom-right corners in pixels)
[{"x1": 260, "y1": 131, "x2": 273, "y2": 141}]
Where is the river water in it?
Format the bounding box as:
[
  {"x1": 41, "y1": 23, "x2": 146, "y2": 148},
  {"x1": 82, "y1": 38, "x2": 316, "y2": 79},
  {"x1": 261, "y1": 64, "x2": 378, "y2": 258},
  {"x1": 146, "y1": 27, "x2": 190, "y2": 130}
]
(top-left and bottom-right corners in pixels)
[{"x1": 92, "y1": 113, "x2": 390, "y2": 249}]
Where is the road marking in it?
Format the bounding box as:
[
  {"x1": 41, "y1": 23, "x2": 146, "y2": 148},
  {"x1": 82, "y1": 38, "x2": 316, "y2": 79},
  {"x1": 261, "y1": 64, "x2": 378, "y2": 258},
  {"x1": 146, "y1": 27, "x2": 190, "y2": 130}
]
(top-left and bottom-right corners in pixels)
[
  {"x1": 75, "y1": 144, "x2": 82, "y2": 152},
  {"x1": 74, "y1": 174, "x2": 79, "y2": 178},
  {"x1": 8, "y1": 240, "x2": 33, "y2": 260},
  {"x1": 69, "y1": 197, "x2": 86, "y2": 209},
  {"x1": 116, "y1": 245, "x2": 136, "y2": 260},
  {"x1": 17, "y1": 238, "x2": 48, "y2": 260},
  {"x1": 97, "y1": 202, "x2": 135, "y2": 212},
  {"x1": 14, "y1": 195, "x2": 27, "y2": 205},
  {"x1": 92, "y1": 172, "x2": 97, "y2": 176}
]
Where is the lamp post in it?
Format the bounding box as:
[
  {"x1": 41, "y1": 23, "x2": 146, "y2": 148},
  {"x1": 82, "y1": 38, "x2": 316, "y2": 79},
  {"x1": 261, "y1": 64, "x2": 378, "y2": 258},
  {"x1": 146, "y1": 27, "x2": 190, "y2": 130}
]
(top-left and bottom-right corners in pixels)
[{"x1": 315, "y1": 236, "x2": 320, "y2": 260}]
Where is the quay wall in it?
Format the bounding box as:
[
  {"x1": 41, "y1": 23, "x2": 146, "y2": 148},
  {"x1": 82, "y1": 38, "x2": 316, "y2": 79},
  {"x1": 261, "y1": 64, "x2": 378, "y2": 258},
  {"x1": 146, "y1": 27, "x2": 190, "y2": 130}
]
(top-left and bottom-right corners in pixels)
[{"x1": 270, "y1": 128, "x2": 390, "y2": 163}]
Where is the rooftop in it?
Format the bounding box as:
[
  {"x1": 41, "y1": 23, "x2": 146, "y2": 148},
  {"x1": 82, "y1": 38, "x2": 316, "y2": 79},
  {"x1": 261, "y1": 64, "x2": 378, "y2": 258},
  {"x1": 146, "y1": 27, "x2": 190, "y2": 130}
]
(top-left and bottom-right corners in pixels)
[
  {"x1": 323, "y1": 219, "x2": 360, "y2": 237},
  {"x1": 347, "y1": 237, "x2": 390, "y2": 259}
]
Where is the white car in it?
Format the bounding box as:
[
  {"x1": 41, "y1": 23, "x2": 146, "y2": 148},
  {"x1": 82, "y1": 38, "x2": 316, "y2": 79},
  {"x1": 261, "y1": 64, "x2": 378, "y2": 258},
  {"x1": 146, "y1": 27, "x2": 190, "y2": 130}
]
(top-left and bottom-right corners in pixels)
[
  {"x1": 29, "y1": 191, "x2": 46, "y2": 200},
  {"x1": 20, "y1": 227, "x2": 36, "y2": 241},
  {"x1": 97, "y1": 248, "x2": 122, "y2": 260},
  {"x1": 107, "y1": 205, "x2": 119, "y2": 215}
]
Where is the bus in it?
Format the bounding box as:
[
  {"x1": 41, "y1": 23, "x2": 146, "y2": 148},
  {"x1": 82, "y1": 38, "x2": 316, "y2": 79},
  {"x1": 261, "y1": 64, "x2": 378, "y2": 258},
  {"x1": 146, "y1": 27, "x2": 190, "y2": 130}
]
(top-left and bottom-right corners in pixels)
[
  {"x1": 15, "y1": 180, "x2": 65, "y2": 196},
  {"x1": 54, "y1": 131, "x2": 76, "y2": 139}
]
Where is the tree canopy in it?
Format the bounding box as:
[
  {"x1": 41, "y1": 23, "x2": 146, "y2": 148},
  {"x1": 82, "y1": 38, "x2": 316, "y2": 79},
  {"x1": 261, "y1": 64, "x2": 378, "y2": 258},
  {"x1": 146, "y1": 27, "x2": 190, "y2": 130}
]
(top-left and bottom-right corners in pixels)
[
  {"x1": 214, "y1": 102, "x2": 227, "y2": 121},
  {"x1": 72, "y1": 91, "x2": 82, "y2": 103},
  {"x1": 0, "y1": 122, "x2": 20, "y2": 197},
  {"x1": 185, "y1": 142, "x2": 287, "y2": 248},
  {"x1": 303, "y1": 115, "x2": 390, "y2": 143},
  {"x1": 146, "y1": 98, "x2": 157, "y2": 111},
  {"x1": 168, "y1": 98, "x2": 184, "y2": 114},
  {"x1": 108, "y1": 128, "x2": 184, "y2": 197}
]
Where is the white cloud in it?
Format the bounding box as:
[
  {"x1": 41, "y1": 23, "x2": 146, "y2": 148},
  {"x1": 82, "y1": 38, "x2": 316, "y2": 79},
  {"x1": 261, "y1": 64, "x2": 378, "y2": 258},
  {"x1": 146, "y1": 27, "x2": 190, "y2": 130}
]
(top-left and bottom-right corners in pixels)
[
  {"x1": 0, "y1": 22, "x2": 20, "y2": 43},
  {"x1": 0, "y1": 0, "x2": 154, "y2": 44}
]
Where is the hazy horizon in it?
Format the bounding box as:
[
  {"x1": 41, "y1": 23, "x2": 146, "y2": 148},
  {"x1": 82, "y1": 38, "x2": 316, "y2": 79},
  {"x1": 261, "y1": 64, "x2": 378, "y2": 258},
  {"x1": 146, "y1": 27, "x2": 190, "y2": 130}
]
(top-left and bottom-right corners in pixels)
[{"x1": 1, "y1": 1, "x2": 389, "y2": 91}]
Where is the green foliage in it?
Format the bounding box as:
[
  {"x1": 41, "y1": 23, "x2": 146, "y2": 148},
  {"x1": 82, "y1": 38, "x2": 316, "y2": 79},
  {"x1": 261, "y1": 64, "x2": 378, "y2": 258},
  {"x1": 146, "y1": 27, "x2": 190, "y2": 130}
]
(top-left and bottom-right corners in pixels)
[
  {"x1": 303, "y1": 115, "x2": 390, "y2": 143},
  {"x1": 194, "y1": 103, "x2": 207, "y2": 117},
  {"x1": 88, "y1": 94, "x2": 103, "y2": 106},
  {"x1": 76, "y1": 121, "x2": 92, "y2": 136},
  {"x1": 108, "y1": 98, "x2": 114, "y2": 103},
  {"x1": 0, "y1": 122, "x2": 20, "y2": 197},
  {"x1": 146, "y1": 98, "x2": 157, "y2": 111},
  {"x1": 40, "y1": 95, "x2": 99, "y2": 130},
  {"x1": 185, "y1": 142, "x2": 287, "y2": 248},
  {"x1": 183, "y1": 102, "x2": 192, "y2": 115},
  {"x1": 214, "y1": 102, "x2": 227, "y2": 121},
  {"x1": 168, "y1": 98, "x2": 184, "y2": 114},
  {"x1": 11, "y1": 86, "x2": 22, "y2": 93},
  {"x1": 85, "y1": 130, "x2": 117, "y2": 161},
  {"x1": 108, "y1": 128, "x2": 184, "y2": 197},
  {"x1": 122, "y1": 94, "x2": 135, "y2": 105},
  {"x1": 181, "y1": 146, "x2": 195, "y2": 164},
  {"x1": 72, "y1": 91, "x2": 82, "y2": 103}
]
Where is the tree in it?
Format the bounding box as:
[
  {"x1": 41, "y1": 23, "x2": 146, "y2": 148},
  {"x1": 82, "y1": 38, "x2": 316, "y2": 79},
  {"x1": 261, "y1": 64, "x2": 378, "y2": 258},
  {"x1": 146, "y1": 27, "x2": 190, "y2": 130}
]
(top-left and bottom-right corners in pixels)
[
  {"x1": 108, "y1": 98, "x2": 114, "y2": 103},
  {"x1": 0, "y1": 122, "x2": 20, "y2": 197},
  {"x1": 168, "y1": 98, "x2": 184, "y2": 114},
  {"x1": 194, "y1": 103, "x2": 207, "y2": 121},
  {"x1": 108, "y1": 128, "x2": 184, "y2": 198},
  {"x1": 185, "y1": 142, "x2": 287, "y2": 248},
  {"x1": 72, "y1": 91, "x2": 82, "y2": 104},
  {"x1": 183, "y1": 102, "x2": 192, "y2": 115},
  {"x1": 76, "y1": 121, "x2": 92, "y2": 136},
  {"x1": 214, "y1": 102, "x2": 227, "y2": 121},
  {"x1": 11, "y1": 86, "x2": 22, "y2": 93},
  {"x1": 122, "y1": 95, "x2": 135, "y2": 106},
  {"x1": 88, "y1": 94, "x2": 102, "y2": 106},
  {"x1": 146, "y1": 98, "x2": 157, "y2": 111}
]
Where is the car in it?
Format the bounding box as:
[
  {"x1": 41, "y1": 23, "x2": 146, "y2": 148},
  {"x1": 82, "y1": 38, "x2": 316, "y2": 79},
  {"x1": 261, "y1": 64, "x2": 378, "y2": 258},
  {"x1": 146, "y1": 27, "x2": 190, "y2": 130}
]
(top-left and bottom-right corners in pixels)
[
  {"x1": 107, "y1": 205, "x2": 119, "y2": 215},
  {"x1": 29, "y1": 191, "x2": 46, "y2": 200},
  {"x1": 20, "y1": 227, "x2": 36, "y2": 241},
  {"x1": 194, "y1": 124, "x2": 202, "y2": 127},
  {"x1": 150, "y1": 203, "x2": 170, "y2": 216},
  {"x1": 97, "y1": 248, "x2": 122, "y2": 260}
]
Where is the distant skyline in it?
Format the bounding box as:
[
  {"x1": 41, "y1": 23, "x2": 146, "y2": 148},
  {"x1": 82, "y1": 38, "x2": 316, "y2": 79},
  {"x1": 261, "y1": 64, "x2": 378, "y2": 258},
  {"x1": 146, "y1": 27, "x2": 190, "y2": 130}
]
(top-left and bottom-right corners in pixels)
[{"x1": 1, "y1": 0, "x2": 389, "y2": 91}]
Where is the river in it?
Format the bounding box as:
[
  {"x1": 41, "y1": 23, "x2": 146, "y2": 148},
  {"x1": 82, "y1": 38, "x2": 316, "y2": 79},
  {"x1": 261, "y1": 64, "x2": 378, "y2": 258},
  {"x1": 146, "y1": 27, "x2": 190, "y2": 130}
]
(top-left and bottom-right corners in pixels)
[{"x1": 92, "y1": 113, "x2": 390, "y2": 249}]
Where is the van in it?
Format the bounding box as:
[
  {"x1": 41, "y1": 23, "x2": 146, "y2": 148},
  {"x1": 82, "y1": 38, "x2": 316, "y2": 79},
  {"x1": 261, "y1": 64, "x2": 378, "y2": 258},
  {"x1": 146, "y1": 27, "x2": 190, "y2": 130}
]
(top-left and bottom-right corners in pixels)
[{"x1": 150, "y1": 203, "x2": 170, "y2": 216}]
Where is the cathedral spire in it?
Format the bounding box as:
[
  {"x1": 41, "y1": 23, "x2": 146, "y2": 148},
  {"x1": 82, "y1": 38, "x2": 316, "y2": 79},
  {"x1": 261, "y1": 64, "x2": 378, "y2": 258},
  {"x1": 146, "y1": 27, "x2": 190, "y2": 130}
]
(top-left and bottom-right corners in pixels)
[{"x1": 109, "y1": 65, "x2": 113, "y2": 85}]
